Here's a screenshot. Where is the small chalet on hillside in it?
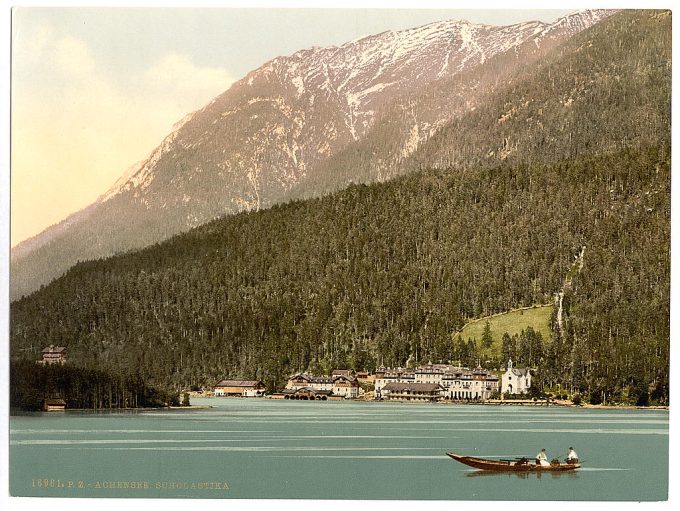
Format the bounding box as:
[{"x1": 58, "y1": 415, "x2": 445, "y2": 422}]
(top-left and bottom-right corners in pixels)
[
  {"x1": 39, "y1": 345, "x2": 67, "y2": 365},
  {"x1": 213, "y1": 380, "x2": 266, "y2": 397}
]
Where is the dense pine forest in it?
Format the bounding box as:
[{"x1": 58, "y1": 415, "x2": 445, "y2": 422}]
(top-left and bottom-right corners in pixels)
[
  {"x1": 9, "y1": 359, "x2": 179, "y2": 411},
  {"x1": 10, "y1": 145, "x2": 670, "y2": 405}
]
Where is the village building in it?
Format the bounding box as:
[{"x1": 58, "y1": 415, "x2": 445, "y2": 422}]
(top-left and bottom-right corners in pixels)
[
  {"x1": 213, "y1": 380, "x2": 267, "y2": 397},
  {"x1": 355, "y1": 371, "x2": 374, "y2": 383},
  {"x1": 39, "y1": 345, "x2": 67, "y2": 365},
  {"x1": 374, "y1": 367, "x2": 415, "y2": 399},
  {"x1": 380, "y1": 382, "x2": 444, "y2": 402},
  {"x1": 331, "y1": 374, "x2": 360, "y2": 399},
  {"x1": 285, "y1": 372, "x2": 360, "y2": 399},
  {"x1": 42, "y1": 398, "x2": 66, "y2": 411},
  {"x1": 375, "y1": 363, "x2": 499, "y2": 401},
  {"x1": 443, "y1": 367, "x2": 499, "y2": 400},
  {"x1": 286, "y1": 373, "x2": 334, "y2": 392},
  {"x1": 501, "y1": 359, "x2": 532, "y2": 395}
]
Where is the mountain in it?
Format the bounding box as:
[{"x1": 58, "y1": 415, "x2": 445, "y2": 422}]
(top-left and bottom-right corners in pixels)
[
  {"x1": 10, "y1": 9, "x2": 614, "y2": 300},
  {"x1": 408, "y1": 10, "x2": 671, "y2": 170},
  {"x1": 295, "y1": 9, "x2": 670, "y2": 195},
  {"x1": 10, "y1": 10, "x2": 671, "y2": 405}
]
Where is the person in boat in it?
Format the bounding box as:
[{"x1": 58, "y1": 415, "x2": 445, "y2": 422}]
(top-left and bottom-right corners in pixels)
[
  {"x1": 566, "y1": 447, "x2": 579, "y2": 464},
  {"x1": 535, "y1": 448, "x2": 550, "y2": 467}
]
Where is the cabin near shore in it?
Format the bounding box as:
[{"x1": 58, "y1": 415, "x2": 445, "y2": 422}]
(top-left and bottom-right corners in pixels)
[
  {"x1": 42, "y1": 398, "x2": 66, "y2": 411},
  {"x1": 213, "y1": 380, "x2": 267, "y2": 397}
]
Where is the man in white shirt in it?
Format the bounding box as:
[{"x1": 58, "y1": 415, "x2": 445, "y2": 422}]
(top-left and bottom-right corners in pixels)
[
  {"x1": 536, "y1": 448, "x2": 550, "y2": 467},
  {"x1": 567, "y1": 447, "x2": 579, "y2": 464}
]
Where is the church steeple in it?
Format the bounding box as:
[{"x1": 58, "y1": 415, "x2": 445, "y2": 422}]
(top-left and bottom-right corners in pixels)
[{"x1": 507, "y1": 358, "x2": 513, "y2": 370}]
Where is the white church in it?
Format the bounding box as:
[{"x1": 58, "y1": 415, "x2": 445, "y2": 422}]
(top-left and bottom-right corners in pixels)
[{"x1": 501, "y1": 359, "x2": 532, "y2": 395}]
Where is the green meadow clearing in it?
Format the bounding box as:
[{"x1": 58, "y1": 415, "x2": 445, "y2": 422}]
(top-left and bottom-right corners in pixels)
[{"x1": 453, "y1": 304, "x2": 553, "y2": 356}]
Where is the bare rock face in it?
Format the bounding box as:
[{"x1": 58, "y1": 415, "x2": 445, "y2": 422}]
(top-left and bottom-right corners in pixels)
[{"x1": 11, "y1": 10, "x2": 613, "y2": 300}]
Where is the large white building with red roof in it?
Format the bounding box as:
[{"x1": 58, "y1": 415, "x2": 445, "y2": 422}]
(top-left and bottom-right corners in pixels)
[{"x1": 375, "y1": 363, "x2": 499, "y2": 401}]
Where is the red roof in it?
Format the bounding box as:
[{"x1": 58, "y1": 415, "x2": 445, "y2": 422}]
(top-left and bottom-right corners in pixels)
[
  {"x1": 214, "y1": 380, "x2": 264, "y2": 388},
  {"x1": 383, "y1": 382, "x2": 443, "y2": 392},
  {"x1": 43, "y1": 398, "x2": 66, "y2": 405},
  {"x1": 42, "y1": 345, "x2": 66, "y2": 353}
]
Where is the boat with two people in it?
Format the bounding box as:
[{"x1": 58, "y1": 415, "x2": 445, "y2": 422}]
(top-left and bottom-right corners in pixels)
[{"x1": 446, "y1": 451, "x2": 581, "y2": 472}]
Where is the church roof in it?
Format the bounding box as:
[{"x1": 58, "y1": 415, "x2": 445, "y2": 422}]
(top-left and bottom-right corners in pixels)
[{"x1": 511, "y1": 368, "x2": 530, "y2": 376}]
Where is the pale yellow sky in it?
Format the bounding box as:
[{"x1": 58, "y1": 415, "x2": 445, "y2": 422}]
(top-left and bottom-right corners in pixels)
[{"x1": 11, "y1": 15, "x2": 234, "y2": 246}]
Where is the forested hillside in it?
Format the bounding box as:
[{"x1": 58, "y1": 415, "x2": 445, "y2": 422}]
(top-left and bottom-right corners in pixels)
[{"x1": 10, "y1": 145, "x2": 669, "y2": 404}]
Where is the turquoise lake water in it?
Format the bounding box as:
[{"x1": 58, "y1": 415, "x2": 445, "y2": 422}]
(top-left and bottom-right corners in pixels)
[{"x1": 9, "y1": 398, "x2": 668, "y2": 501}]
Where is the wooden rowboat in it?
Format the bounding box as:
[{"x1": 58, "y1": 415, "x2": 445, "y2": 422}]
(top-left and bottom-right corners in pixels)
[{"x1": 446, "y1": 453, "x2": 581, "y2": 472}]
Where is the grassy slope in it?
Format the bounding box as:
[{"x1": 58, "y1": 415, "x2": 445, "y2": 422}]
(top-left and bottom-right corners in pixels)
[{"x1": 454, "y1": 305, "x2": 553, "y2": 355}]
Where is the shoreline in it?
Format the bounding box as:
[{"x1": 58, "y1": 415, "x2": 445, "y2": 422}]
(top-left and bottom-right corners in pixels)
[
  {"x1": 10, "y1": 399, "x2": 668, "y2": 414},
  {"x1": 470, "y1": 400, "x2": 669, "y2": 410},
  {"x1": 190, "y1": 399, "x2": 669, "y2": 411},
  {"x1": 200, "y1": 394, "x2": 668, "y2": 410},
  {"x1": 9, "y1": 404, "x2": 214, "y2": 414}
]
